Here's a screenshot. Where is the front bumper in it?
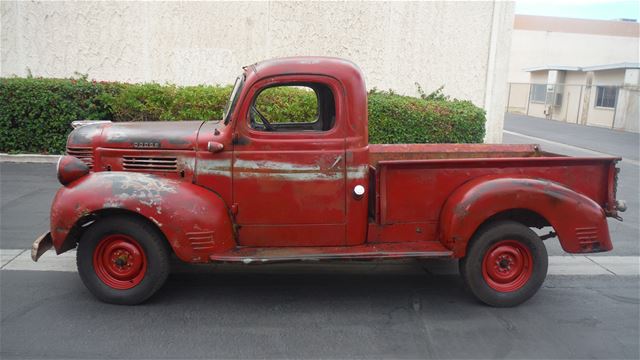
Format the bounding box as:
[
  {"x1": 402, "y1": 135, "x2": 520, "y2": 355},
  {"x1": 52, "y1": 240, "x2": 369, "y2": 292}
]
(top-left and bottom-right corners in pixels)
[{"x1": 31, "y1": 232, "x2": 53, "y2": 262}]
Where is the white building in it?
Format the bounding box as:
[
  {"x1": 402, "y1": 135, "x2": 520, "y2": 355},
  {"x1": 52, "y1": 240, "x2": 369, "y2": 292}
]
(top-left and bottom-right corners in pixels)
[
  {"x1": 1, "y1": 1, "x2": 514, "y2": 143},
  {"x1": 518, "y1": 63, "x2": 640, "y2": 132},
  {"x1": 507, "y1": 15, "x2": 639, "y2": 132}
]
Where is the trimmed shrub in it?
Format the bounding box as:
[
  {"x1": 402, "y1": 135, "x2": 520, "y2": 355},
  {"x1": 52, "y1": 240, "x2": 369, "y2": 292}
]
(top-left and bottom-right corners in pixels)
[
  {"x1": 0, "y1": 77, "x2": 486, "y2": 154},
  {"x1": 368, "y1": 89, "x2": 486, "y2": 144},
  {"x1": 254, "y1": 86, "x2": 318, "y2": 123},
  {"x1": 102, "y1": 83, "x2": 231, "y2": 122},
  {"x1": 0, "y1": 77, "x2": 118, "y2": 154}
]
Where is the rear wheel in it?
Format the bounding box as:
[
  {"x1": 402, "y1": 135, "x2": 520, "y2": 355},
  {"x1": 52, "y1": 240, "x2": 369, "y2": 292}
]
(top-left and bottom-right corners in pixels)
[
  {"x1": 77, "y1": 216, "x2": 170, "y2": 305},
  {"x1": 460, "y1": 221, "x2": 548, "y2": 307}
]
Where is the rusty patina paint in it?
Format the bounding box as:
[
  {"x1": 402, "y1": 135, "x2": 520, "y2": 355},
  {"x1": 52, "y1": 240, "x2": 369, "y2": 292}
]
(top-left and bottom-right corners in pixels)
[
  {"x1": 68, "y1": 121, "x2": 202, "y2": 151},
  {"x1": 369, "y1": 143, "x2": 544, "y2": 164},
  {"x1": 44, "y1": 56, "x2": 622, "y2": 265},
  {"x1": 50, "y1": 172, "x2": 234, "y2": 262},
  {"x1": 57, "y1": 155, "x2": 90, "y2": 185},
  {"x1": 439, "y1": 175, "x2": 613, "y2": 256}
]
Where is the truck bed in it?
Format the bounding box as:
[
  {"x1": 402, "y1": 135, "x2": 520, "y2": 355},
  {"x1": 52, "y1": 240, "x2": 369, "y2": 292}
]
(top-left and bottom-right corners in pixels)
[{"x1": 367, "y1": 143, "x2": 620, "y2": 243}]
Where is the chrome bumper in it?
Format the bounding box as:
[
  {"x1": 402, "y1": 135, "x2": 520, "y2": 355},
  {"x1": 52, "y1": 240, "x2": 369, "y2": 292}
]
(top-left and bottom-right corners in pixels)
[{"x1": 31, "y1": 232, "x2": 53, "y2": 262}]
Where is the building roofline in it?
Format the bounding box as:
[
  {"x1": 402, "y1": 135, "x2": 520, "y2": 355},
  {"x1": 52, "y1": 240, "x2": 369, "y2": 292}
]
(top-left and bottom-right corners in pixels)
[
  {"x1": 581, "y1": 62, "x2": 640, "y2": 71},
  {"x1": 523, "y1": 65, "x2": 581, "y2": 72},
  {"x1": 524, "y1": 63, "x2": 640, "y2": 72}
]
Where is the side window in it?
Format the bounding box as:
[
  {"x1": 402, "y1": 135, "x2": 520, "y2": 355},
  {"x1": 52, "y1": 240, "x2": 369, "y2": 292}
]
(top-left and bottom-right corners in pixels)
[{"x1": 249, "y1": 83, "x2": 336, "y2": 132}]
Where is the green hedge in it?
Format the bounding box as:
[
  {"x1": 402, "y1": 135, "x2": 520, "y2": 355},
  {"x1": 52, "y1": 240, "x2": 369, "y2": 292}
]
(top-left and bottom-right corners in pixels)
[
  {"x1": 0, "y1": 77, "x2": 485, "y2": 154},
  {"x1": 254, "y1": 86, "x2": 319, "y2": 123},
  {"x1": 0, "y1": 78, "x2": 118, "y2": 154},
  {"x1": 368, "y1": 90, "x2": 486, "y2": 144},
  {"x1": 103, "y1": 83, "x2": 231, "y2": 122}
]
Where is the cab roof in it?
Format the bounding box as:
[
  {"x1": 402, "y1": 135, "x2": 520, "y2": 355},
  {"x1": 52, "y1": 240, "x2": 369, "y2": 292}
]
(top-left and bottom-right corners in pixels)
[
  {"x1": 246, "y1": 56, "x2": 365, "y2": 84},
  {"x1": 239, "y1": 56, "x2": 368, "y2": 148}
]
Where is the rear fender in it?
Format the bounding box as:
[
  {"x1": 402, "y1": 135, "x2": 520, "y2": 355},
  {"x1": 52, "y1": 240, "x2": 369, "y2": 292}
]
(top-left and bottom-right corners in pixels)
[
  {"x1": 440, "y1": 176, "x2": 612, "y2": 257},
  {"x1": 50, "y1": 172, "x2": 235, "y2": 262}
]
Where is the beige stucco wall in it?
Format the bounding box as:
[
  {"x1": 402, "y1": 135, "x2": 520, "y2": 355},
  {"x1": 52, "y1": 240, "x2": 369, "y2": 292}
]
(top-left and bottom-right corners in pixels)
[
  {"x1": 528, "y1": 71, "x2": 547, "y2": 83},
  {"x1": 1, "y1": 1, "x2": 514, "y2": 143},
  {"x1": 592, "y1": 69, "x2": 626, "y2": 85},
  {"x1": 564, "y1": 71, "x2": 586, "y2": 84}
]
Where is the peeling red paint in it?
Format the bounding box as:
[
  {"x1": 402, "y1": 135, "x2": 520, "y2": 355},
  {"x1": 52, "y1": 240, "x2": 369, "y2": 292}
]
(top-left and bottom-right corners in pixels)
[{"x1": 41, "y1": 57, "x2": 622, "y2": 266}]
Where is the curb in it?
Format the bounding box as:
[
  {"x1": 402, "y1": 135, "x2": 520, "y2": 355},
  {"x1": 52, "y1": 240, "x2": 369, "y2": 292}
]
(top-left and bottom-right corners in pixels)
[
  {"x1": 2, "y1": 249, "x2": 638, "y2": 276},
  {"x1": 0, "y1": 153, "x2": 60, "y2": 164}
]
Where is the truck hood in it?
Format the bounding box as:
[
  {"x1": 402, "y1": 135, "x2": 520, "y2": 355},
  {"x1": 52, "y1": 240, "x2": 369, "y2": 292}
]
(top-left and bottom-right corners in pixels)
[{"x1": 67, "y1": 121, "x2": 205, "y2": 150}]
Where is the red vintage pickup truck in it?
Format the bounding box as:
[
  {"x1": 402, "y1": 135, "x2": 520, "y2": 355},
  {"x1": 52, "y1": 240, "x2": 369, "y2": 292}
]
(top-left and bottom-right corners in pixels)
[{"x1": 33, "y1": 57, "x2": 625, "y2": 306}]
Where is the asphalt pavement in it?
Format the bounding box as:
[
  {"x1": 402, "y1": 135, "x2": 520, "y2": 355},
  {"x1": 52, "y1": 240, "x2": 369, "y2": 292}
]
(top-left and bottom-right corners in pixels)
[
  {"x1": 505, "y1": 113, "x2": 640, "y2": 161},
  {"x1": 1, "y1": 115, "x2": 639, "y2": 359},
  {"x1": 0, "y1": 163, "x2": 58, "y2": 250},
  {"x1": 1, "y1": 265, "x2": 639, "y2": 359}
]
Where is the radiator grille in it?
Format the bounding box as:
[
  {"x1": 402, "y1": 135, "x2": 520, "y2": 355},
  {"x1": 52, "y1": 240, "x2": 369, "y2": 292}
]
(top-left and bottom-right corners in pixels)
[
  {"x1": 66, "y1": 147, "x2": 94, "y2": 169},
  {"x1": 122, "y1": 156, "x2": 178, "y2": 172}
]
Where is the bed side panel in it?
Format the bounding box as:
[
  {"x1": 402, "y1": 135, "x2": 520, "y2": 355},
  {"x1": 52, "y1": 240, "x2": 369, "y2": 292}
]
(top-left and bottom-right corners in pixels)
[{"x1": 377, "y1": 157, "x2": 616, "y2": 228}]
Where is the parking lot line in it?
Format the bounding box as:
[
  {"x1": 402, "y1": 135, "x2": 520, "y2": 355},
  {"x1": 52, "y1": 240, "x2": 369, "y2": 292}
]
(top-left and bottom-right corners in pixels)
[
  {"x1": 1, "y1": 249, "x2": 25, "y2": 268},
  {"x1": 1, "y1": 248, "x2": 638, "y2": 276},
  {"x1": 503, "y1": 130, "x2": 640, "y2": 166}
]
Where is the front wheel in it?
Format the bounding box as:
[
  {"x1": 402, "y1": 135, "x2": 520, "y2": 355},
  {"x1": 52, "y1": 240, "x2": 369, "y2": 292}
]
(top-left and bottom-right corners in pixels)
[
  {"x1": 77, "y1": 216, "x2": 170, "y2": 305},
  {"x1": 460, "y1": 221, "x2": 548, "y2": 307}
]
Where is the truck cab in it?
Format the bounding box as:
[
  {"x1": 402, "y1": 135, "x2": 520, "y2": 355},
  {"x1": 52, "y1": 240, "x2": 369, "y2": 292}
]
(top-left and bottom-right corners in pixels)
[
  {"x1": 34, "y1": 57, "x2": 625, "y2": 306},
  {"x1": 202, "y1": 58, "x2": 370, "y2": 248}
]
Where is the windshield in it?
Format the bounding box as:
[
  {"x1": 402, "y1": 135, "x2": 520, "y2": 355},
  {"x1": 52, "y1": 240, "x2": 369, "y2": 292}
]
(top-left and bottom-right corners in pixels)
[{"x1": 223, "y1": 74, "x2": 245, "y2": 125}]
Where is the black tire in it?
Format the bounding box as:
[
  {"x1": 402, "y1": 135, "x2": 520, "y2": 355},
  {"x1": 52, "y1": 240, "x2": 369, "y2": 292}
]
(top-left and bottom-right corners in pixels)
[
  {"x1": 460, "y1": 221, "x2": 548, "y2": 307},
  {"x1": 77, "y1": 216, "x2": 170, "y2": 305}
]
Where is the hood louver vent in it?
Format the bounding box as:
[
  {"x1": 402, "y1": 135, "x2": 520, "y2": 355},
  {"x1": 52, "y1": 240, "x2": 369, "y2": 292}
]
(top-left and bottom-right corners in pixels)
[
  {"x1": 123, "y1": 156, "x2": 178, "y2": 172},
  {"x1": 66, "y1": 147, "x2": 94, "y2": 169}
]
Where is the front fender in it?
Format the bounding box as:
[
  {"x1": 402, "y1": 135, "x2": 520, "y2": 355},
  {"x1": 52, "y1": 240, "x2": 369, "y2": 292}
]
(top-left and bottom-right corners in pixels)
[
  {"x1": 50, "y1": 172, "x2": 235, "y2": 262},
  {"x1": 440, "y1": 176, "x2": 612, "y2": 257}
]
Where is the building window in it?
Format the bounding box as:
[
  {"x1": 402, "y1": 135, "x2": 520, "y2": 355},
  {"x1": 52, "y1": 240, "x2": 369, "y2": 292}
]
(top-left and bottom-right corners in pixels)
[
  {"x1": 595, "y1": 86, "x2": 618, "y2": 108},
  {"x1": 530, "y1": 84, "x2": 547, "y2": 103}
]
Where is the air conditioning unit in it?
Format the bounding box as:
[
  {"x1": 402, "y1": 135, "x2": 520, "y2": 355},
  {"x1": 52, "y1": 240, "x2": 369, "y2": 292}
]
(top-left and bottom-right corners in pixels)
[{"x1": 554, "y1": 93, "x2": 563, "y2": 106}]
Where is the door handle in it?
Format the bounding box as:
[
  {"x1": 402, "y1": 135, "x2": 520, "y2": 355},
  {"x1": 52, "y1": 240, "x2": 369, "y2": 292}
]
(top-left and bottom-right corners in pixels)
[
  {"x1": 207, "y1": 141, "x2": 224, "y2": 153},
  {"x1": 329, "y1": 155, "x2": 342, "y2": 170}
]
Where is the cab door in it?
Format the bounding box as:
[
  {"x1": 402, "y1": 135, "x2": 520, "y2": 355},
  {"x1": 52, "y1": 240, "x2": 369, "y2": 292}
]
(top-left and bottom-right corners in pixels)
[{"x1": 231, "y1": 76, "x2": 347, "y2": 247}]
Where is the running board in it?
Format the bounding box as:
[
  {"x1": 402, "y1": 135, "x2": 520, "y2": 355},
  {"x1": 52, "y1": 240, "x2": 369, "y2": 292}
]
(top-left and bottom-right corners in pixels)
[{"x1": 209, "y1": 242, "x2": 453, "y2": 264}]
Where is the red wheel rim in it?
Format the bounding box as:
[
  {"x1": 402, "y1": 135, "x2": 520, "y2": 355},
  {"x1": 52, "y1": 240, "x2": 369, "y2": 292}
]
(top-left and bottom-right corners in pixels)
[
  {"x1": 93, "y1": 234, "x2": 147, "y2": 290},
  {"x1": 482, "y1": 240, "x2": 533, "y2": 292}
]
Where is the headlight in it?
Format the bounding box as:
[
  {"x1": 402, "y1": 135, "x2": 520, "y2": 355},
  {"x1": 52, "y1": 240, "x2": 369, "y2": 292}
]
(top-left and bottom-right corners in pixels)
[{"x1": 57, "y1": 155, "x2": 90, "y2": 186}]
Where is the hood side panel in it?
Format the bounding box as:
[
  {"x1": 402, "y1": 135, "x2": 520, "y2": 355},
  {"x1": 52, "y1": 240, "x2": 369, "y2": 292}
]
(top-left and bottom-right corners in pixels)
[{"x1": 99, "y1": 121, "x2": 205, "y2": 150}]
